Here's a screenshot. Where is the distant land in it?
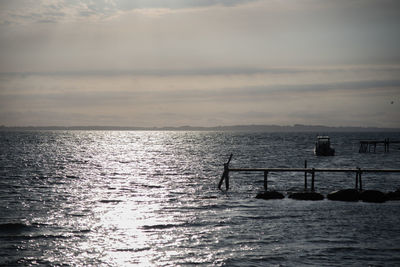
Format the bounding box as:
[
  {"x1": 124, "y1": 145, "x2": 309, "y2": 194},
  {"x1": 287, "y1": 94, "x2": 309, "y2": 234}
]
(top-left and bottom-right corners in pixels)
[{"x1": 1, "y1": 124, "x2": 399, "y2": 132}]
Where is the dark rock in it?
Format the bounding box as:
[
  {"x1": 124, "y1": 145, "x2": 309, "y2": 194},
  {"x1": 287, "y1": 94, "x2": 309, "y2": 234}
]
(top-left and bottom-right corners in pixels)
[
  {"x1": 386, "y1": 189, "x2": 400, "y2": 201},
  {"x1": 359, "y1": 190, "x2": 387, "y2": 203},
  {"x1": 327, "y1": 189, "x2": 359, "y2": 202},
  {"x1": 255, "y1": 191, "x2": 285, "y2": 200},
  {"x1": 288, "y1": 191, "x2": 324, "y2": 201}
]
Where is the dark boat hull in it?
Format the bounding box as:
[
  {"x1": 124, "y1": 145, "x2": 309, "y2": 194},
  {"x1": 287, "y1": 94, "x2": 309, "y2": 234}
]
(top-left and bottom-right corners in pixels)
[{"x1": 314, "y1": 147, "x2": 335, "y2": 156}]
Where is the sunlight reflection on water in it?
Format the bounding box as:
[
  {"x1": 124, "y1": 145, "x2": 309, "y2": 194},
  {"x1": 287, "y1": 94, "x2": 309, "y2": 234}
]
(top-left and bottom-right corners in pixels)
[{"x1": 1, "y1": 131, "x2": 400, "y2": 266}]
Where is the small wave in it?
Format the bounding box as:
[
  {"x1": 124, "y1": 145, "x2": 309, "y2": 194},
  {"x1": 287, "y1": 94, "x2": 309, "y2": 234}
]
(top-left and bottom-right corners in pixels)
[
  {"x1": 48, "y1": 181, "x2": 66, "y2": 185},
  {"x1": 72, "y1": 229, "x2": 90, "y2": 234},
  {"x1": 114, "y1": 247, "x2": 151, "y2": 252},
  {"x1": 240, "y1": 215, "x2": 287, "y2": 220},
  {"x1": 6, "y1": 258, "x2": 55, "y2": 266},
  {"x1": 118, "y1": 160, "x2": 133, "y2": 164},
  {"x1": 142, "y1": 221, "x2": 204, "y2": 230},
  {"x1": 0, "y1": 222, "x2": 78, "y2": 241},
  {"x1": 141, "y1": 184, "x2": 163, "y2": 189},
  {"x1": 0, "y1": 222, "x2": 38, "y2": 233},
  {"x1": 324, "y1": 246, "x2": 359, "y2": 253},
  {"x1": 0, "y1": 223, "x2": 82, "y2": 241},
  {"x1": 221, "y1": 256, "x2": 287, "y2": 266},
  {"x1": 188, "y1": 204, "x2": 231, "y2": 210},
  {"x1": 310, "y1": 238, "x2": 358, "y2": 245},
  {"x1": 99, "y1": 199, "x2": 123, "y2": 203},
  {"x1": 27, "y1": 234, "x2": 71, "y2": 240},
  {"x1": 0, "y1": 232, "x2": 71, "y2": 241},
  {"x1": 67, "y1": 213, "x2": 87, "y2": 217},
  {"x1": 198, "y1": 195, "x2": 218, "y2": 199},
  {"x1": 142, "y1": 223, "x2": 178, "y2": 230}
]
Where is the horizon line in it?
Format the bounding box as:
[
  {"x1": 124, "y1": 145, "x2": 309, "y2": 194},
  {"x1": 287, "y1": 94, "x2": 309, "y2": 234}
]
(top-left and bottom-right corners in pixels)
[{"x1": 1, "y1": 124, "x2": 400, "y2": 132}]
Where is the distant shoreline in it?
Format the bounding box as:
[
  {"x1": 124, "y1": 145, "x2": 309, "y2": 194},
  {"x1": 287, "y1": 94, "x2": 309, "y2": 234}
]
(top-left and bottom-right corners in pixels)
[{"x1": 1, "y1": 124, "x2": 399, "y2": 132}]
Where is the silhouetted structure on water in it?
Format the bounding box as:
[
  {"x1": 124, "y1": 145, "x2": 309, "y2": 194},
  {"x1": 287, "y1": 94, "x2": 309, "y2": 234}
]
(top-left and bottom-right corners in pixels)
[{"x1": 218, "y1": 154, "x2": 400, "y2": 203}]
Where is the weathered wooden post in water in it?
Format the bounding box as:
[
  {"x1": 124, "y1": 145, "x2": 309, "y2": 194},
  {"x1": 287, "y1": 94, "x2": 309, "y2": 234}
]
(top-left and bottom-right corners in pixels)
[
  {"x1": 218, "y1": 154, "x2": 233, "y2": 190},
  {"x1": 288, "y1": 167, "x2": 324, "y2": 200},
  {"x1": 311, "y1": 168, "x2": 315, "y2": 192},
  {"x1": 256, "y1": 170, "x2": 284, "y2": 200},
  {"x1": 304, "y1": 160, "x2": 308, "y2": 190},
  {"x1": 355, "y1": 171, "x2": 359, "y2": 190},
  {"x1": 264, "y1": 171, "x2": 268, "y2": 191},
  {"x1": 354, "y1": 167, "x2": 363, "y2": 191},
  {"x1": 384, "y1": 138, "x2": 389, "y2": 152},
  {"x1": 224, "y1": 163, "x2": 229, "y2": 190}
]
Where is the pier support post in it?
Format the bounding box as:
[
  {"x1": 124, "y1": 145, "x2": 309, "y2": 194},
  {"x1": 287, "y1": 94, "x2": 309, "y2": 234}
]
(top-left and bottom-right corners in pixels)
[
  {"x1": 355, "y1": 171, "x2": 359, "y2": 190},
  {"x1": 304, "y1": 160, "x2": 308, "y2": 190},
  {"x1": 218, "y1": 167, "x2": 225, "y2": 190},
  {"x1": 384, "y1": 138, "x2": 387, "y2": 152},
  {"x1": 264, "y1": 171, "x2": 268, "y2": 191},
  {"x1": 358, "y1": 168, "x2": 362, "y2": 191},
  {"x1": 384, "y1": 138, "x2": 390, "y2": 152},
  {"x1": 225, "y1": 165, "x2": 229, "y2": 190},
  {"x1": 311, "y1": 168, "x2": 315, "y2": 192},
  {"x1": 359, "y1": 143, "x2": 364, "y2": 153}
]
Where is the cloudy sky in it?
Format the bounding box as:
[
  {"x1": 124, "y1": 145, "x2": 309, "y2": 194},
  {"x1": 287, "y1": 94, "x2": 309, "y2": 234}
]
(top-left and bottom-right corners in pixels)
[{"x1": 1, "y1": 0, "x2": 399, "y2": 127}]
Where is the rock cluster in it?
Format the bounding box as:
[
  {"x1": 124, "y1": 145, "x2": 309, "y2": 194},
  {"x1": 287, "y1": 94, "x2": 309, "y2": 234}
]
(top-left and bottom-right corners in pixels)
[{"x1": 255, "y1": 188, "x2": 400, "y2": 203}]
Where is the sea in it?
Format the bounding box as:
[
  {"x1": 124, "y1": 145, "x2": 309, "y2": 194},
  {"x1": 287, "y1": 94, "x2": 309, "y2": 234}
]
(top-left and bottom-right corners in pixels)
[{"x1": 1, "y1": 130, "x2": 400, "y2": 266}]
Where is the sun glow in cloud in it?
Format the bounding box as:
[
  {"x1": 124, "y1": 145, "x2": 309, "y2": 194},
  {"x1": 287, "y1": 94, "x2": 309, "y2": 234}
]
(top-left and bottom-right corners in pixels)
[{"x1": 1, "y1": 0, "x2": 400, "y2": 127}]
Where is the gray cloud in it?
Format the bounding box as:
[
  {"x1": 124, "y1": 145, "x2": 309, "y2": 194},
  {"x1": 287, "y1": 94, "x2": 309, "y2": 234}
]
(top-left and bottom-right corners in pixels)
[
  {"x1": 0, "y1": 0, "x2": 259, "y2": 25},
  {"x1": 251, "y1": 79, "x2": 400, "y2": 95},
  {"x1": 1, "y1": 0, "x2": 400, "y2": 127},
  {"x1": 2, "y1": 76, "x2": 398, "y2": 106},
  {"x1": 115, "y1": 0, "x2": 258, "y2": 9},
  {"x1": 3, "y1": 64, "x2": 400, "y2": 78},
  {"x1": 2, "y1": 0, "x2": 400, "y2": 72}
]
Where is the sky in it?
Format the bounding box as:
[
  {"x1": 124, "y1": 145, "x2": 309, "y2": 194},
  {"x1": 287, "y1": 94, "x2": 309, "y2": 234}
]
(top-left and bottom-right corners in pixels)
[{"x1": 0, "y1": 0, "x2": 400, "y2": 128}]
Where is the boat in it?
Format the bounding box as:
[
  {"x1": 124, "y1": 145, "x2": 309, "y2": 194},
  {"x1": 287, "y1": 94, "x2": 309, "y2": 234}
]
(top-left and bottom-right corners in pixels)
[{"x1": 314, "y1": 136, "x2": 335, "y2": 156}]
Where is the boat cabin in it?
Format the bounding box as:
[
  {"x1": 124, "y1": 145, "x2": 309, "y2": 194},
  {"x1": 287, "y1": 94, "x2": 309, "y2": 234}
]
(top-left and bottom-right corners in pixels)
[{"x1": 314, "y1": 136, "x2": 335, "y2": 156}]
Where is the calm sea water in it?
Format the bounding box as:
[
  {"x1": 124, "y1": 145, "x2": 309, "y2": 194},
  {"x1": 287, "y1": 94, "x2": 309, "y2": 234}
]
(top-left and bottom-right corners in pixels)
[{"x1": 1, "y1": 131, "x2": 400, "y2": 266}]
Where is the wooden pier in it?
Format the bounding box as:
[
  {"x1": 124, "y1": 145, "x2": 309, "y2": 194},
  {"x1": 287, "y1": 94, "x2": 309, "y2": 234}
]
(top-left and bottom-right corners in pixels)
[
  {"x1": 359, "y1": 138, "x2": 400, "y2": 153},
  {"x1": 218, "y1": 154, "x2": 400, "y2": 192}
]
